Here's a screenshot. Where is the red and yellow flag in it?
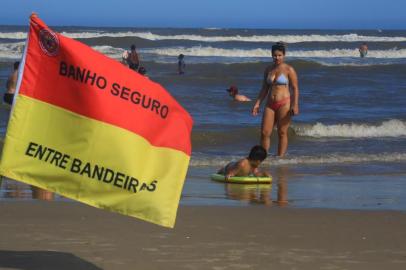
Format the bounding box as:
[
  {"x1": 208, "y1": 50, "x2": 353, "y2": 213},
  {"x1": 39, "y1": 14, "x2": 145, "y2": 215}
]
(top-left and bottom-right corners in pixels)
[{"x1": 0, "y1": 15, "x2": 193, "y2": 228}]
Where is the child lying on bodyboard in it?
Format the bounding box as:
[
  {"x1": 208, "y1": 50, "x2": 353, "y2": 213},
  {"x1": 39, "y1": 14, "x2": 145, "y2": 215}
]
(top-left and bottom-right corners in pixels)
[{"x1": 217, "y1": 145, "x2": 270, "y2": 180}]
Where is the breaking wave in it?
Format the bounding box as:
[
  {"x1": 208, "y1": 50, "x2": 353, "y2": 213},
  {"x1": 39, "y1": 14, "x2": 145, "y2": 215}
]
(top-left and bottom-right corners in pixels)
[
  {"x1": 294, "y1": 119, "x2": 406, "y2": 138},
  {"x1": 144, "y1": 46, "x2": 406, "y2": 59},
  {"x1": 1, "y1": 31, "x2": 406, "y2": 43}
]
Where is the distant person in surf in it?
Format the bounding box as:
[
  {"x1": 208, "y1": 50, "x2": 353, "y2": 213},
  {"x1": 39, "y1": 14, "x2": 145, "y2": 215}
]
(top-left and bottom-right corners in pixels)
[
  {"x1": 359, "y1": 42, "x2": 368, "y2": 58},
  {"x1": 252, "y1": 42, "x2": 300, "y2": 157},
  {"x1": 122, "y1": 44, "x2": 140, "y2": 71},
  {"x1": 217, "y1": 145, "x2": 270, "y2": 180},
  {"x1": 178, "y1": 54, "x2": 186, "y2": 74},
  {"x1": 3, "y1": 61, "x2": 19, "y2": 105},
  {"x1": 226, "y1": 85, "x2": 251, "y2": 102}
]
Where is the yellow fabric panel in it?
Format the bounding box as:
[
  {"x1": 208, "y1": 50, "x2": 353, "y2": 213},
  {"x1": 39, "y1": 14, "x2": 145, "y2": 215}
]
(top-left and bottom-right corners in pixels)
[{"x1": 0, "y1": 95, "x2": 190, "y2": 228}]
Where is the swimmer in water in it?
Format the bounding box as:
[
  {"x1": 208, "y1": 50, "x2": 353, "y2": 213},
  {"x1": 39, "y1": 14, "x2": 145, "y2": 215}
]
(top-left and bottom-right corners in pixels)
[{"x1": 227, "y1": 85, "x2": 251, "y2": 102}]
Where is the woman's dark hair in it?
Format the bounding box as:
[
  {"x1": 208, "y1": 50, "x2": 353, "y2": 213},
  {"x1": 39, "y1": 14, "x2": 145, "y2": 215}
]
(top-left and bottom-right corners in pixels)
[
  {"x1": 248, "y1": 145, "x2": 268, "y2": 161},
  {"x1": 271, "y1": 42, "x2": 286, "y2": 55}
]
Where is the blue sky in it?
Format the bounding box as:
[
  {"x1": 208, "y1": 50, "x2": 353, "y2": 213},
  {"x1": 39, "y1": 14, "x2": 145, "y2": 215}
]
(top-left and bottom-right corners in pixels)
[{"x1": 1, "y1": 0, "x2": 405, "y2": 29}]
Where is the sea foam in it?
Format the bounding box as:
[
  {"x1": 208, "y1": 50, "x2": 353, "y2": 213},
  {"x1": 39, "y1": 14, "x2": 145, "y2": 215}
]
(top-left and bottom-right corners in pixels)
[
  {"x1": 2, "y1": 31, "x2": 406, "y2": 43},
  {"x1": 2, "y1": 42, "x2": 406, "y2": 62},
  {"x1": 294, "y1": 119, "x2": 406, "y2": 138},
  {"x1": 144, "y1": 46, "x2": 406, "y2": 59}
]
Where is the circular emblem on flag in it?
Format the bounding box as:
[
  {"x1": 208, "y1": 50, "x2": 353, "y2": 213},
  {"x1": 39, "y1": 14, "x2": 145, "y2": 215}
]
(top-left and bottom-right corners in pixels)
[{"x1": 39, "y1": 29, "x2": 59, "y2": 56}]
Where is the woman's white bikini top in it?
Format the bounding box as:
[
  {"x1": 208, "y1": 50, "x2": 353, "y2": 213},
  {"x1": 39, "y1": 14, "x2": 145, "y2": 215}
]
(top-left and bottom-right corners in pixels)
[{"x1": 268, "y1": 73, "x2": 289, "y2": 86}]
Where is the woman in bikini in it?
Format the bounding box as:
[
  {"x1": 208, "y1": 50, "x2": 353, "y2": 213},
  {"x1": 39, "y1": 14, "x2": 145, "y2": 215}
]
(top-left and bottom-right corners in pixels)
[{"x1": 251, "y1": 42, "x2": 299, "y2": 156}]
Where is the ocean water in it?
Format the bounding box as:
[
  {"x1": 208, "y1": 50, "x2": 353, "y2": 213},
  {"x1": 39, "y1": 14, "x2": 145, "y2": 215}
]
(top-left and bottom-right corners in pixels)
[{"x1": 1, "y1": 26, "x2": 406, "y2": 210}]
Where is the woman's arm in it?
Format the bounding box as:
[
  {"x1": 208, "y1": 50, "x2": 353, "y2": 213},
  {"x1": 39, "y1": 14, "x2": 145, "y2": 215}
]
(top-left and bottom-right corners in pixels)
[
  {"x1": 288, "y1": 66, "x2": 299, "y2": 116},
  {"x1": 252, "y1": 67, "x2": 271, "y2": 116}
]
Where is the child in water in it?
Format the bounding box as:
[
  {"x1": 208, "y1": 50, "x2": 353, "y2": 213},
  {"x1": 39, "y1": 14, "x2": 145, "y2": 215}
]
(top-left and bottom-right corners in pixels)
[
  {"x1": 227, "y1": 85, "x2": 251, "y2": 102},
  {"x1": 218, "y1": 145, "x2": 270, "y2": 180}
]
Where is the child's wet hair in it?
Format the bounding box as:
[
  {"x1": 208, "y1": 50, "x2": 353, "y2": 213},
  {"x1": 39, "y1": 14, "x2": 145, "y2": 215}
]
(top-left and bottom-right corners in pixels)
[{"x1": 248, "y1": 145, "x2": 267, "y2": 161}]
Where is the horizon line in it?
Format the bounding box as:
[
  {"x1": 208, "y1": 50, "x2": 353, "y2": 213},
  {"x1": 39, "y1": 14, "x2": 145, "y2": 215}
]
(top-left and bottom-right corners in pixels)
[{"x1": 0, "y1": 23, "x2": 405, "y2": 31}]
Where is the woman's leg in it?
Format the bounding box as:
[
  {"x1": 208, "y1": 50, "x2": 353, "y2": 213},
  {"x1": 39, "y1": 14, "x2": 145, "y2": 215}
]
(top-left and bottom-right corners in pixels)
[
  {"x1": 260, "y1": 107, "x2": 275, "y2": 152},
  {"x1": 276, "y1": 105, "x2": 291, "y2": 156}
]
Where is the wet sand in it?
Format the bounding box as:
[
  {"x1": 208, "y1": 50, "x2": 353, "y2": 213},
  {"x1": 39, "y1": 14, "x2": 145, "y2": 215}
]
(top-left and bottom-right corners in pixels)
[{"x1": 1, "y1": 202, "x2": 406, "y2": 270}]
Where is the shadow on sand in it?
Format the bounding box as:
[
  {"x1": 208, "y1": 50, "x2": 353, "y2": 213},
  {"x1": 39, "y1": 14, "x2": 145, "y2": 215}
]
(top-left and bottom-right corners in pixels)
[{"x1": 0, "y1": 250, "x2": 102, "y2": 270}]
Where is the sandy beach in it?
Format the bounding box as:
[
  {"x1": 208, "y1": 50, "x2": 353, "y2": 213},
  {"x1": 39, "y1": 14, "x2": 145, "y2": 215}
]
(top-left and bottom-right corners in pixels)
[{"x1": 0, "y1": 202, "x2": 405, "y2": 270}]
